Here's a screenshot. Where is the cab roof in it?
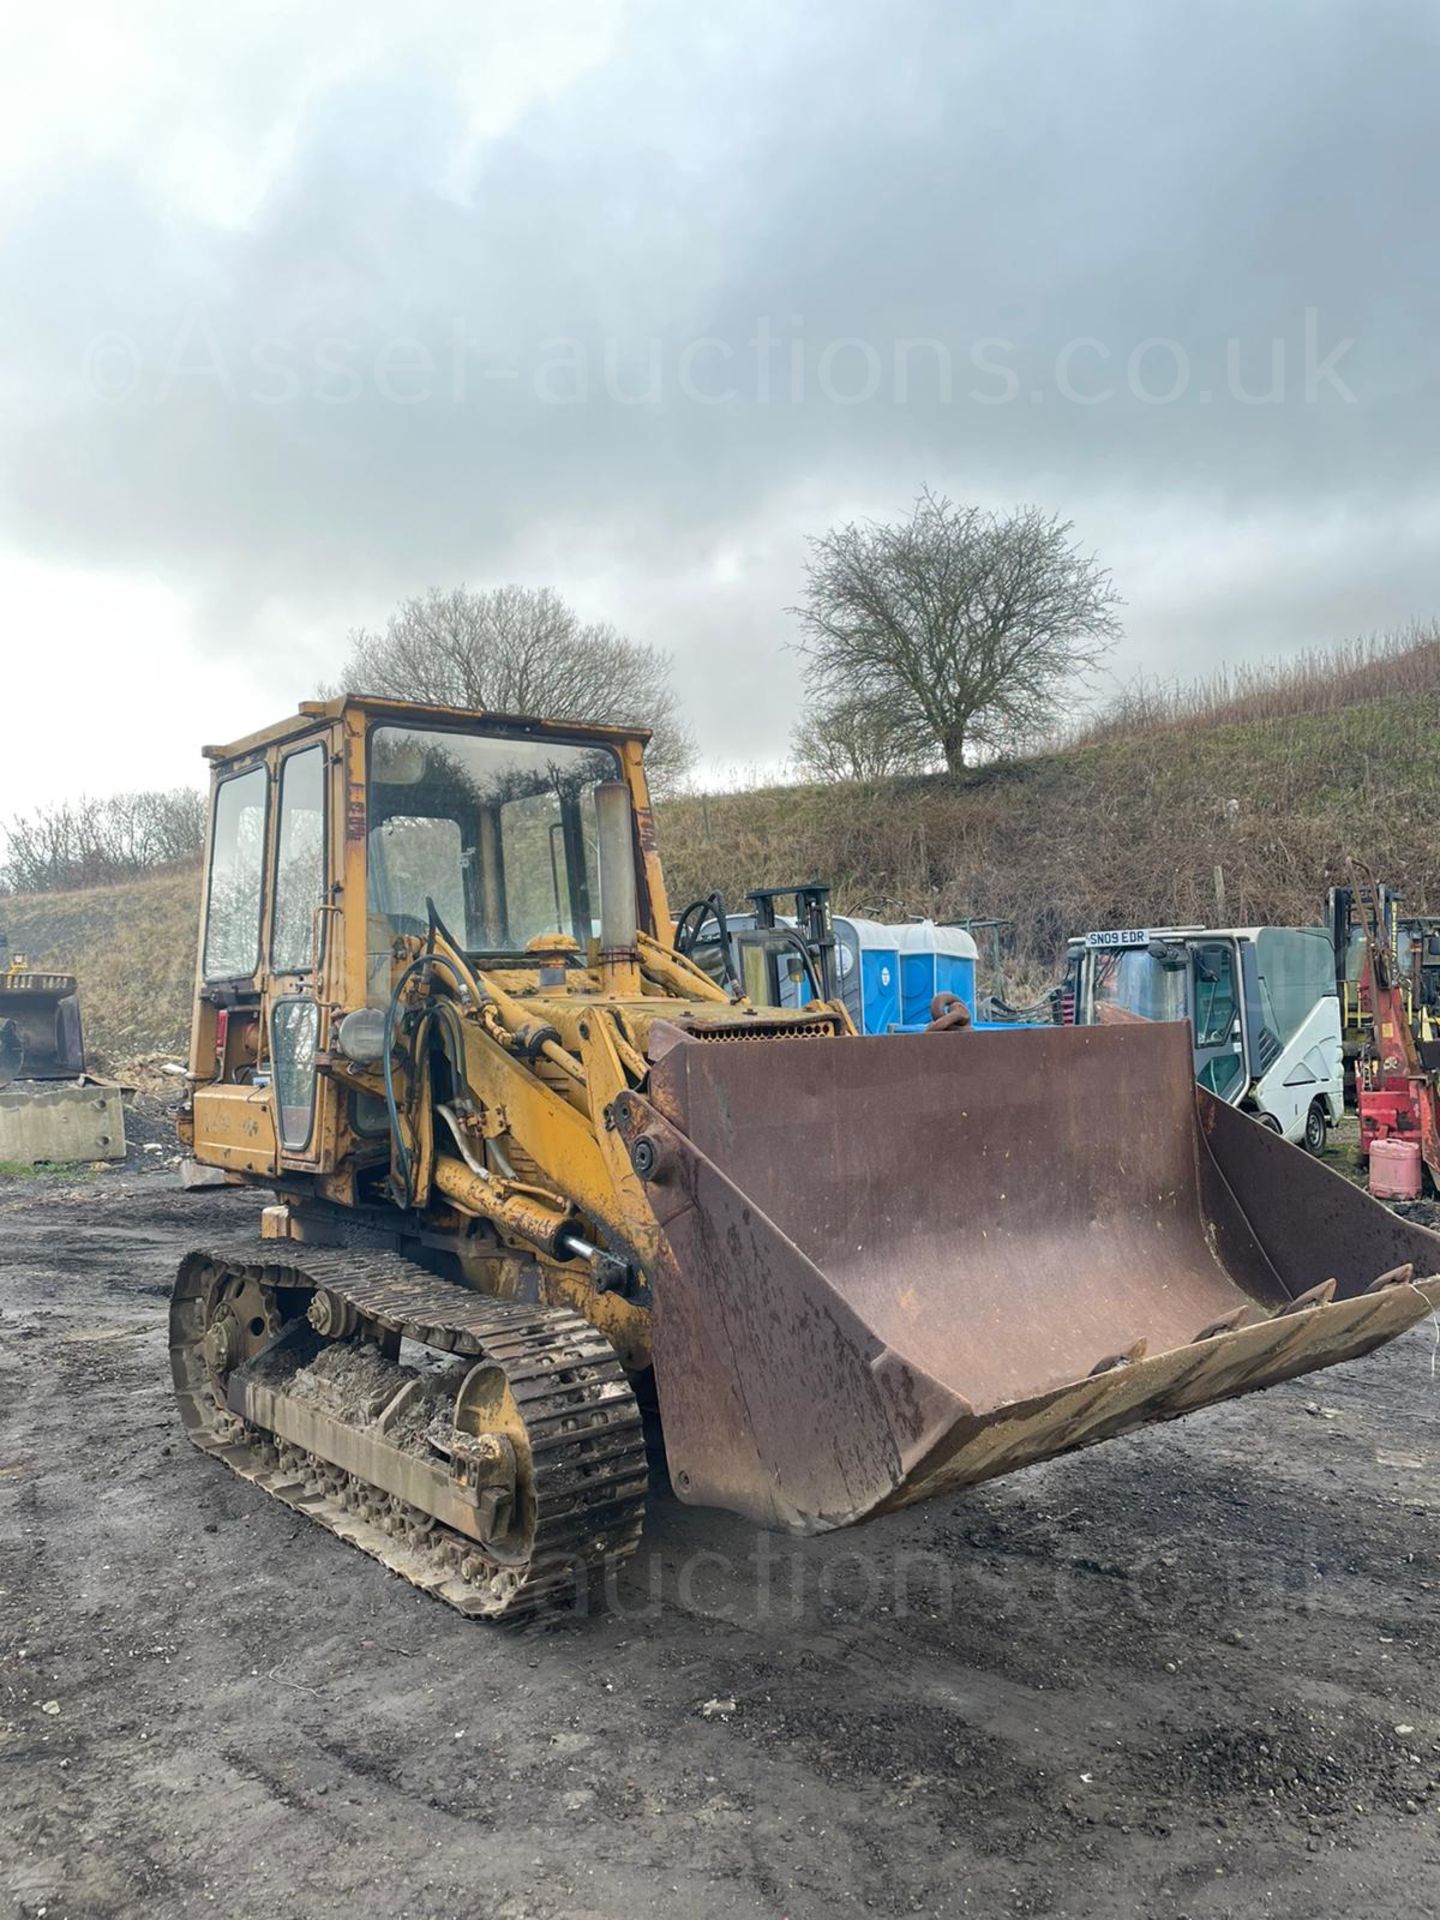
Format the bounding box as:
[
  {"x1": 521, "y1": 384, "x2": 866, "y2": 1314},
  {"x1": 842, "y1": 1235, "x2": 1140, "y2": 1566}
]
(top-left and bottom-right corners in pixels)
[
  {"x1": 202, "y1": 694, "x2": 653, "y2": 764},
  {"x1": 1069, "y1": 925, "x2": 1328, "y2": 949}
]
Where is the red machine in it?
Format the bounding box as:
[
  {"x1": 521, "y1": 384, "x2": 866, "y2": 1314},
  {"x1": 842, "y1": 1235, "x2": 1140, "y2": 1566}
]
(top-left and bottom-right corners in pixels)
[{"x1": 1352, "y1": 873, "x2": 1440, "y2": 1191}]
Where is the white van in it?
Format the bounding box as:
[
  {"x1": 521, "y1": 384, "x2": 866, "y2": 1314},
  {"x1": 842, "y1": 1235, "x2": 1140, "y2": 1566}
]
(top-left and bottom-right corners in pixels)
[{"x1": 1062, "y1": 926, "x2": 1344, "y2": 1153}]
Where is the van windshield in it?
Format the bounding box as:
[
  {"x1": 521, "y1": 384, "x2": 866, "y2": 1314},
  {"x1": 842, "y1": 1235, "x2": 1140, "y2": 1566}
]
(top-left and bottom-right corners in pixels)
[
  {"x1": 366, "y1": 725, "x2": 621, "y2": 963},
  {"x1": 1090, "y1": 948, "x2": 1187, "y2": 1024}
]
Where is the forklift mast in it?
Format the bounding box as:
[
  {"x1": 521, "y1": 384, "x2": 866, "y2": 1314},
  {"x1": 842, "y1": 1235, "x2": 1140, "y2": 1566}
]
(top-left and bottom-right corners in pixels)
[{"x1": 745, "y1": 884, "x2": 837, "y2": 1002}]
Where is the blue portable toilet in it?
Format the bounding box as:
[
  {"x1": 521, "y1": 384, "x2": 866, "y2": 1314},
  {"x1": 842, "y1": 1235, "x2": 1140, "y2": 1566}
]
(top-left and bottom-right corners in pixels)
[
  {"x1": 895, "y1": 920, "x2": 979, "y2": 1029},
  {"x1": 833, "y1": 917, "x2": 901, "y2": 1033},
  {"x1": 833, "y1": 917, "x2": 979, "y2": 1033}
]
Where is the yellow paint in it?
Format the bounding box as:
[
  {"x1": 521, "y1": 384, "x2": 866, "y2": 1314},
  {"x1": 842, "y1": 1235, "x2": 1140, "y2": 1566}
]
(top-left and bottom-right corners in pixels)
[{"x1": 191, "y1": 1084, "x2": 278, "y2": 1174}]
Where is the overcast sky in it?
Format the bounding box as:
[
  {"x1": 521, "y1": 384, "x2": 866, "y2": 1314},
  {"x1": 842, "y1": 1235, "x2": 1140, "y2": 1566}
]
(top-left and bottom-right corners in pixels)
[{"x1": 3, "y1": 0, "x2": 1438, "y2": 815}]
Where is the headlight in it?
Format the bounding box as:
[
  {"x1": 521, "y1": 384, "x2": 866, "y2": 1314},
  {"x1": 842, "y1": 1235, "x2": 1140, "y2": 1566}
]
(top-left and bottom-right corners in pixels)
[{"x1": 335, "y1": 1007, "x2": 387, "y2": 1064}]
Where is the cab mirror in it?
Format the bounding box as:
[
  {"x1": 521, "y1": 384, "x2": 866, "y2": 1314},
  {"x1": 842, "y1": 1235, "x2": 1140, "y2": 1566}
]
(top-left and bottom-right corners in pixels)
[{"x1": 1147, "y1": 938, "x2": 1189, "y2": 971}]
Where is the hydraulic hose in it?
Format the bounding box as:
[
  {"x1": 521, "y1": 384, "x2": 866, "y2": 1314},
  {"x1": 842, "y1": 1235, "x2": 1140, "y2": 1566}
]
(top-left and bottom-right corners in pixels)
[{"x1": 674, "y1": 892, "x2": 740, "y2": 989}]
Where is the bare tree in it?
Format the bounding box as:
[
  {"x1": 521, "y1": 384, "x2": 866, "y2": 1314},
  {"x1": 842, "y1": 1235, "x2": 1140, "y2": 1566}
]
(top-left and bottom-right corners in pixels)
[
  {"x1": 790, "y1": 695, "x2": 936, "y2": 783},
  {"x1": 791, "y1": 492, "x2": 1122, "y2": 773},
  {"x1": 0, "y1": 790, "x2": 206, "y2": 894},
  {"x1": 329, "y1": 585, "x2": 696, "y2": 793}
]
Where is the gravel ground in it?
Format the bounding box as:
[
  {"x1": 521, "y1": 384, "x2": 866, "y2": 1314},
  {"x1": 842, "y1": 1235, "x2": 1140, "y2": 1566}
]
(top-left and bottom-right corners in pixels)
[{"x1": 3, "y1": 1170, "x2": 1440, "y2": 1920}]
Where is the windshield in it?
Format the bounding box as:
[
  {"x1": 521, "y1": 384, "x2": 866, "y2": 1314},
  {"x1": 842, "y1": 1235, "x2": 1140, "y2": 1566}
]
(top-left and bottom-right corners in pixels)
[
  {"x1": 367, "y1": 725, "x2": 622, "y2": 965},
  {"x1": 1089, "y1": 948, "x2": 1186, "y2": 1024}
]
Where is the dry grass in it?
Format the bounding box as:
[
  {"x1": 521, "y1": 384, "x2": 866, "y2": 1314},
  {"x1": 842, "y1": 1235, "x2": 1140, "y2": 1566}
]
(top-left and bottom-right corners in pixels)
[
  {"x1": 662, "y1": 691, "x2": 1440, "y2": 971},
  {"x1": 14, "y1": 674, "x2": 1440, "y2": 1049},
  {"x1": 1070, "y1": 625, "x2": 1440, "y2": 746}
]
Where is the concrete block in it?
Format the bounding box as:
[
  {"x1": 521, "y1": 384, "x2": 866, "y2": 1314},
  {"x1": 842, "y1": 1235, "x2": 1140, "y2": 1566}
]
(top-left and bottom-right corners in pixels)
[
  {"x1": 0, "y1": 1082, "x2": 127, "y2": 1166},
  {"x1": 180, "y1": 1158, "x2": 244, "y2": 1189}
]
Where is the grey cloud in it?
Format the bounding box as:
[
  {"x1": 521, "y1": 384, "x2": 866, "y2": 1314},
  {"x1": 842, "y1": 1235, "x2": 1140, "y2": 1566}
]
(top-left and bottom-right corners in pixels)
[{"x1": 3, "y1": 0, "x2": 1440, "y2": 766}]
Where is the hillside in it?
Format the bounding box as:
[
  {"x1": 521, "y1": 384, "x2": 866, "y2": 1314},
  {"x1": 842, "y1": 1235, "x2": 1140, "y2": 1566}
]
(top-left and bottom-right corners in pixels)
[
  {"x1": 665, "y1": 690, "x2": 1440, "y2": 955},
  {"x1": 8, "y1": 688, "x2": 1440, "y2": 1066},
  {"x1": 2, "y1": 865, "x2": 201, "y2": 1068}
]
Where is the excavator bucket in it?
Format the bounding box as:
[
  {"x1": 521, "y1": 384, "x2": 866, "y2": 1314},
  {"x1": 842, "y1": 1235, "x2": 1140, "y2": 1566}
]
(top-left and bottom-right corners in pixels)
[
  {"x1": 613, "y1": 1021, "x2": 1440, "y2": 1534},
  {"x1": 0, "y1": 968, "x2": 85, "y2": 1086}
]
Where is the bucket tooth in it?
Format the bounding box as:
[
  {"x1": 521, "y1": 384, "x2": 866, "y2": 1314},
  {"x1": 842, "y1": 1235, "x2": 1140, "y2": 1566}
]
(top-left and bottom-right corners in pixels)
[
  {"x1": 1281, "y1": 1278, "x2": 1338, "y2": 1315},
  {"x1": 1366, "y1": 1262, "x2": 1416, "y2": 1293},
  {"x1": 1191, "y1": 1305, "x2": 1257, "y2": 1342},
  {"x1": 1088, "y1": 1339, "x2": 1148, "y2": 1376}
]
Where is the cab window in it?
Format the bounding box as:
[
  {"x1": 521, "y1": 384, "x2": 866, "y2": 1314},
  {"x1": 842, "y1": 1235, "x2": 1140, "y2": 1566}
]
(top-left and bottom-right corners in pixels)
[
  {"x1": 271, "y1": 997, "x2": 319, "y2": 1151},
  {"x1": 1191, "y1": 943, "x2": 1239, "y2": 1047},
  {"x1": 1090, "y1": 948, "x2": 1186, "y2": 1023},
  {"x1": 203, "y1": 766, "x2": 268, "y2": 980},
  {"x1": 1254, "y1": 928, "x2": 1336, "y2": 1046},
  {"x1": 366, "y1": 725, "x2": 618, "y2": 953},
  {"x1": 271, "y1": 745, "x2": 327, "y2": 974}
]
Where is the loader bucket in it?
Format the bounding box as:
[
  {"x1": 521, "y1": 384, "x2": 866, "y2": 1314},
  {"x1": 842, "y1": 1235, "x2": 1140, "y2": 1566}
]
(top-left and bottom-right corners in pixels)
[
  {"x1": 0, "y1": 972, "x2": 85, "y2": 1082},
  {"x1": 612, "y1": 1022, "x2": 1440, "y2": 1533}
]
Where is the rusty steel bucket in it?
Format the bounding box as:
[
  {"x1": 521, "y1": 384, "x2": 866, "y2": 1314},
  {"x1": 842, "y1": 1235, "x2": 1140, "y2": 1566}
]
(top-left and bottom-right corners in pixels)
[
  {"x1": 613, "y1": 1022, "x2": 1440, "y2": 1533},
  {"x1": 0, "y1": 970, "x2": 85, "y2": 1085}
]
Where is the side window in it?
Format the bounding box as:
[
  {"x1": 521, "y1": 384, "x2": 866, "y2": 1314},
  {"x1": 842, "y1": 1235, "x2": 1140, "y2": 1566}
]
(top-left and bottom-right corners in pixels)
[
  {"x1": 271, "y1": 998, "x2": 319, "y2": 1151},
  {"x1": 203, "y1": 766, "x2": 268, "y2": 980},
  {"x1": 1191, "y1": 943, "x2": 1238, "y2": 1047},
  {"x1": 1255, "y1": 928, "x2": 1337, "y2": 1047},
  {"x1": 499, "y1": 792, "x2": 576, "y2": 941},
  {"x1": 272, "y1": 745, "x2": 327, "y2": 973}
]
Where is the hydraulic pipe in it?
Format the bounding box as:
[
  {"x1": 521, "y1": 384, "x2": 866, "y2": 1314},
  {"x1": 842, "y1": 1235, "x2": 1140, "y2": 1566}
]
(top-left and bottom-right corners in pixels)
[
  {"x1": 636, "y1": 930, "x2": 733, "y2": 1004},
  {"x1": 433, "y1": 1154, "x2": 573, "y2": 1254}
]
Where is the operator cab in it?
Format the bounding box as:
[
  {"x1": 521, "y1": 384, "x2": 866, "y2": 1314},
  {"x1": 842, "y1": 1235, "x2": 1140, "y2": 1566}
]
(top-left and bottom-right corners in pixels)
[
  {"x1": 187, "y1": 695, "x2": 660, "y2": 1188},
  {"x1": 1060, "y1": 925, "x2": 1343, "y2": 1153}
]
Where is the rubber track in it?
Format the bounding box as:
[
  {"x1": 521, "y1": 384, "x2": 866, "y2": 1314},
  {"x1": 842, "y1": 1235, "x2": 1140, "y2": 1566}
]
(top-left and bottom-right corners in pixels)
[{"x1": 172, "y1": 1241, "x2": 649, "y2": 1620}]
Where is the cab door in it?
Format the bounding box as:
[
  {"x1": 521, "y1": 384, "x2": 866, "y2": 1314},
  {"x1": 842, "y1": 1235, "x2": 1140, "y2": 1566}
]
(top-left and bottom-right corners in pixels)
[
  {"x1": 264, "y1": 740, "x2": 335, "y2": 1168},
  {"x1": 1188, "y1": 939, "x2": 1248, "y2": 1103},
  {"x1": 190, "y1": 758, "x2": 279, "y2": 1174}
]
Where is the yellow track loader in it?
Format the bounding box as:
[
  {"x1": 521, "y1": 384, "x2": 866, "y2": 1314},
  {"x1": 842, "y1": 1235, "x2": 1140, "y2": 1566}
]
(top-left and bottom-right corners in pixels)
[{"x1": 173, "y1": 697, "x2": 1440, "y2": 1619}]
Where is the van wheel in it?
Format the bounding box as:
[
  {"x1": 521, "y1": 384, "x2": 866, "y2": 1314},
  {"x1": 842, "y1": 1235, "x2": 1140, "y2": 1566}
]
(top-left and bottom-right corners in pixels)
[{"x1": 1303, "y1": 1099, "x2": 1328, "y2": 1156}]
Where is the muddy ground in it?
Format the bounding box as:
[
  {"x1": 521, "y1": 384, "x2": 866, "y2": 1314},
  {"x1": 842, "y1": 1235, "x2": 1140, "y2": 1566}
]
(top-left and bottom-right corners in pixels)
[{"x1": 3, "y1": 1171, "x2": 1440, "y2": 1920}]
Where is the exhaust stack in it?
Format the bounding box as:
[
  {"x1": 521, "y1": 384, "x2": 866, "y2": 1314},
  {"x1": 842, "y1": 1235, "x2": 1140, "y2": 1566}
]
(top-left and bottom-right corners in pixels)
[{"x1": 595, "y1": 780, "x2": 641, "y2": 995}]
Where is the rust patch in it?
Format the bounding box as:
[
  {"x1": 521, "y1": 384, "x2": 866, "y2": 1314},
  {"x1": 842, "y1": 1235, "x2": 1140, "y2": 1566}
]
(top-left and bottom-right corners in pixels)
[{"x1": 632, "y1": 804, "x2": 659, "y2": 855}]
